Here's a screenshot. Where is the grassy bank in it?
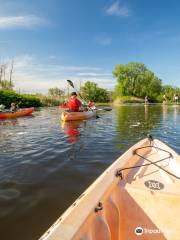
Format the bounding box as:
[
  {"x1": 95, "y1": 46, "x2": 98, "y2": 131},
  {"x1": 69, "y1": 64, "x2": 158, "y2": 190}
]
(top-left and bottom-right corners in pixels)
[
  {"x1": 34, "y1": 94, "x2": 64, "y2": 107},
  {"x1": 113, "y1": 96, "x2": 144, "y2": 104},
  {"x1": 113, "y1": 96, "x2": 180, "y2": 105},
  {"x1": 95, "y1": 102, "x2": 112, "y2": 106},
  {"x1": 0, "y1": 90, "x2": 65, "y2": 108},
  {"x1": 0, "y1": 90, "x2": 42, "y2": 108}
]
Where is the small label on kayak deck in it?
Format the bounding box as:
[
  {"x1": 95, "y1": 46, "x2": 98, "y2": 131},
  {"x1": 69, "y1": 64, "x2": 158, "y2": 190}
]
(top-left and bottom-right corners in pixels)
[{"x1": 144, "y1": 180, "x2": 164, "y2": 190}]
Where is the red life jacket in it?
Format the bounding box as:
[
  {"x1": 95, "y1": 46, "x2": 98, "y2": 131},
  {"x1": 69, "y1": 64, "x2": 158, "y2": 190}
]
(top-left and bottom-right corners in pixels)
[{"x1": 68, "y1": 97, "x2": 82, "y2": 111}]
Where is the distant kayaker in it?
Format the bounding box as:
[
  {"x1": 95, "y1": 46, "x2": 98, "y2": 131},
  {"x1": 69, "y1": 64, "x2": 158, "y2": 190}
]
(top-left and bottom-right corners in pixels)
[
  {"x1": 88, "y1": 100, "x2": 96, "y2": 110},
  {"x1": 67, "y1": 92, "x2": 82, "y2": 112},
  {"x1": 88, "y1": 100, "x2": 93, "y2": 108},
  {"x1": 10, "y1": 102, "x2": 18, "y2": 112}
]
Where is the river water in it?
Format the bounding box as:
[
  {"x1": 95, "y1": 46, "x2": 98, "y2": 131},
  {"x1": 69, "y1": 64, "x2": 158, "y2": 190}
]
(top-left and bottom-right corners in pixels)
[{"x1": 0, "y1": 105, "x2": 180, "y2": 240}]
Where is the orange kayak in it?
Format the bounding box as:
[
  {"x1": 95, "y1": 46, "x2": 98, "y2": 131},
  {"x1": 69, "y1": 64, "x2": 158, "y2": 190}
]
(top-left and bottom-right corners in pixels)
[
  {"x1": 61, "y1": 110, "x2": 96, "y2": 121},
  {"x1": 39, "y1": 137, "x2": 180, "y2": 240},
  {"x1": 0, "y1": 107, "x2": 34, "y2": 120}
]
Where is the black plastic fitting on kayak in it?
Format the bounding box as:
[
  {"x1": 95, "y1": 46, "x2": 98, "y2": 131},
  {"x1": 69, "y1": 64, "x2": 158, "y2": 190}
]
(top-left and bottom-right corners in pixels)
[
  {"x1": 95, "y1": 202, "x2": 103, "y2": 212},
  {"x1": 147, "y1": 134, "x2": 153, "y2": 141},
  {"x1": 115, "y1": 169, "x2": 123, "y2": 179}
]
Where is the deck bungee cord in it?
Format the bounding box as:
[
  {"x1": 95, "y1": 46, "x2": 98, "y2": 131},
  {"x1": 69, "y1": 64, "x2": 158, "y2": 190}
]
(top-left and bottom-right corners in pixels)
[{"x1": 116, "y1": 137, "x2": 180, "y2": 180}]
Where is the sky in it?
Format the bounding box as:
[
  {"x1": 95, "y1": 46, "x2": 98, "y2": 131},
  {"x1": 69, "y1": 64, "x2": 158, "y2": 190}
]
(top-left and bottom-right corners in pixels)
[{"x1": 0, "y1": 0, "x2": 180, "y2": 93}]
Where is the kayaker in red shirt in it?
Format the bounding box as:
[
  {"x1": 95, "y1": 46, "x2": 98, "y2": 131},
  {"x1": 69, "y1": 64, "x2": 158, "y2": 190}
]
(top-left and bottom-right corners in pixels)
[{"x1": 67, "y1": 92, "x2": 82, "y2": 112}]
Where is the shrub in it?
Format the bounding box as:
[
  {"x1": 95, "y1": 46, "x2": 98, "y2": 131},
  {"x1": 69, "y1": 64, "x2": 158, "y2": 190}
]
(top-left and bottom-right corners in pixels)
[{"x1": 0, "y1": 90, "x2": 41, "y2": 108}]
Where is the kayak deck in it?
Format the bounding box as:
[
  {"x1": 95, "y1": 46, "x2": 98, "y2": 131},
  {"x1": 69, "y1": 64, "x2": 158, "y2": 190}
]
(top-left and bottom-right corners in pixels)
[
  {"x1": 119, "y1": 145, "x2": 180, "y2": 240},
  {"x1": 39, "y1": 138, "x2": 180, "y2": 240}
]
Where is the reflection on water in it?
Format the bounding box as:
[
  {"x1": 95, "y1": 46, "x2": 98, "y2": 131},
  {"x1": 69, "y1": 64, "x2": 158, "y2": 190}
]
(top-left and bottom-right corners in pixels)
[
  {"x1": 144, "y1": 104, "x2": 149, "y2": 120},
  {"x1": 173, "y1": 105, "x2": 179, "y2": 123},
  {"x1": 0, "y1": 105, "x2": 180, "y2": 240},
  {"x1": 0, "y1": 119, "x2": 18, "y2": 126},
  {"x1": 115, "y1": 105, "x2": 162, "y2": 149},
  {"x1": 61, "y1": 120, "x2": 83, "y2": 144},
  {"x1": 162, "y1": 104, "x2": 168, "y2": 120}
]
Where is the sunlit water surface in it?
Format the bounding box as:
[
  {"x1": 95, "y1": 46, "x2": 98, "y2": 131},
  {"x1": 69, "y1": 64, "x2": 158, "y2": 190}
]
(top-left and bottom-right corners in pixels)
[{"x1": 0, "y1": 105, "x2": 179, "y2": 240}]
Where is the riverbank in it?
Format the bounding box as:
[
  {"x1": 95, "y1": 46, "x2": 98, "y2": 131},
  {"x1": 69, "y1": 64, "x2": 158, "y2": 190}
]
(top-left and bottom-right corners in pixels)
[
  {"x1": 113, "y1": 96, "x2": 144, "y2": 104},
  {"x1": 113, "y1": 96, "x2": 179, "y2": 105},
  {"x1": 1, "y1": 90, "x2": 179, "y2": 109},
  {"x1": 0, "y1": 90, "x2": 64, "y2": 108},
  {"x1": 0, "y1": 90, "x2": 41, "y2": 108}
]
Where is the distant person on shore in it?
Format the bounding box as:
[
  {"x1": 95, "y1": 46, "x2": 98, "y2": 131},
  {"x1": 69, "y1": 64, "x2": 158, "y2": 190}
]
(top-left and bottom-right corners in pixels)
[
  {"x1": 67, "y1": 92, "x2": 82, "y2": 112},
  {"x1": 174, "y1": 94, "x2": 179, "y2": 104},
  {"x1": 163, "y1": 94, "x2": 167, "y2": 104},
  {"x1": 144, "y1": 96, "x2": 149, "y2": 105}
]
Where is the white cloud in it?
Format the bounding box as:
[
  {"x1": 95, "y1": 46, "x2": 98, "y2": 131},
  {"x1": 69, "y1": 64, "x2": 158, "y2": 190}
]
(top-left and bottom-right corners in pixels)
[
  {"x1": 11, "y1": 55, "x2": 114, "y2": 94},
  {"x1": 0, "y1": 15, "x2": 46, "y2": 29},
  {"x1": 95, "y1": 36, "x2": 112, "y2": 46},
  {"x1": 105, "y1": 1, "x2": 130, "y2": 17},
  {"x1": 77, "y1": 72, "x2": 112, "y2": 77},
  {"x1": 49, "y1": 55, "x2": 57, "y2": 60}
]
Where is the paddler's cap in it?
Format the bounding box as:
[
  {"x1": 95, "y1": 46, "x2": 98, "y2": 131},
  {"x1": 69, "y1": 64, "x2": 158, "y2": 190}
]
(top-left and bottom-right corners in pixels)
[{"x1": 71, "y1": 92, "x2": 77, "y2": 96}]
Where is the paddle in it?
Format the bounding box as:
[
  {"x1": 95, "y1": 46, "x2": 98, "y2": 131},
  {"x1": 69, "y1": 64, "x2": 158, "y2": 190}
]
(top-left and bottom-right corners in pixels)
[{"x1": 67, "y1": 80, "x2": 87, "y2": 103}]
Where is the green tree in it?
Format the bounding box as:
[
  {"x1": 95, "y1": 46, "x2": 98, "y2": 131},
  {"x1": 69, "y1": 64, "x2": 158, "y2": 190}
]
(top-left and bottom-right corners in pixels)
[
  {"x1": 80, "y1": 81, "x2": 110, "y2": 102},
  {"x1": 48, "y1": 87, "x2": 64, "y2": 97},
  {"x1": 113, "y1": 62, "x2": 162, "y2": 100},
  {"x1": 0, "y1": 90, "x2": 41, "y2": 107},
  {"x1": 161, "y1": 85, "x2": 180, "y2": 101}
]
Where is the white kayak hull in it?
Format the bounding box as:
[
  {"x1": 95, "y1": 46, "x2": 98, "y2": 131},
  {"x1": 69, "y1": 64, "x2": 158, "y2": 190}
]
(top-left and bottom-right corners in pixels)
[{"x1": 40, "y1": 138, "x2": 180, "y2": 240}]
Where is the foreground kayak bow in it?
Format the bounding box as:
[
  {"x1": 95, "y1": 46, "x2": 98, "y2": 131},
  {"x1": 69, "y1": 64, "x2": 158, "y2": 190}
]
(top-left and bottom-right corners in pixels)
[{"x1": 40, "y1": 137, "x2": 180, "y2": 240}]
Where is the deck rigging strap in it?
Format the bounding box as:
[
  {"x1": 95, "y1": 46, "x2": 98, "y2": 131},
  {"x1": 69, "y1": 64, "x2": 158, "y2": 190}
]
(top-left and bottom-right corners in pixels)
[{"x1": 118, "y1": 145, "x2": 180, "y2": 180}]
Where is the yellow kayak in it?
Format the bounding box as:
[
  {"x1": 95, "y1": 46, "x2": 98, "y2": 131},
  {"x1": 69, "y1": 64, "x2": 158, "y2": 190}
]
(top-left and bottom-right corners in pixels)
[
  {"x1": 61, "y1": 110, "x2": 96, "y2": 121},
  {"x1": 39, "y1": 137, "x2": 180, "y2": 240}
]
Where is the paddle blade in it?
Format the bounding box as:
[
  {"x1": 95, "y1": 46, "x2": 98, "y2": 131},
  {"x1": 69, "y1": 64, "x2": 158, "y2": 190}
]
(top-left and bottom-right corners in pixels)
[
  {"x1": 103, "y1": 107, "x2": 112, "y2": 111},
  {"x1": 97, "y1": 107, "x2": 112, "y2": 111},
  {"x1": 67, "y1": 80, "x2": 74, "y2": 88}
]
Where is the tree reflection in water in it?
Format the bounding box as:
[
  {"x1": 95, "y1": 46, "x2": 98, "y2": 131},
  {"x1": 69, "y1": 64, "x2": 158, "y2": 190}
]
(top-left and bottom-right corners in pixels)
[{"x1": 115, "y1": 105, "x2": 162, "y2": 145}]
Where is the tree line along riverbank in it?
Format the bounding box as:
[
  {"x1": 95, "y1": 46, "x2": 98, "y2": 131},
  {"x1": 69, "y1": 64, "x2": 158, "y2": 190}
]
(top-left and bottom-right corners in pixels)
[{"x1": 0, "y1": 61, "x2": 180, "y2": 108}]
